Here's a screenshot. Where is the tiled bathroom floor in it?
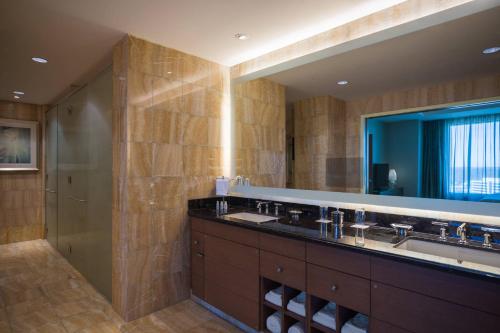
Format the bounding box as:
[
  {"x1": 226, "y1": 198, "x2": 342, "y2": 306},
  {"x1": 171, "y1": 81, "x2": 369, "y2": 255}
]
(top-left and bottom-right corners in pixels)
[{"x1": 0, "y1": 240, "x2": 242, "y2": 333}]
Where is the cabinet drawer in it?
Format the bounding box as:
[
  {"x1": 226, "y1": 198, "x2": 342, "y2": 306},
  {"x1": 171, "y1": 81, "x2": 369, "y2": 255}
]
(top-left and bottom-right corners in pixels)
[
  {"x1": 205, "y1": 259, "x2": 259, "y2": 302},
  {"x1": 306, "y1": 242, "x2": 370, "y2": 278},
  {"x1": 307, "y1": 264, "x2": 370, "y2": 314},
  {"x1": 205, "y1": 235, "x2": 259, "y2": 273},
  {"x1": 372, "y1": 257, "x2": 500, "y2": 317},
  {"x1": 370, "y1": 319, "x2": 411, "y2": 333},
  {"x1": 191, "y1": 273, "x2": 204, "y2": 300},
  {"x1": 206, "y1": 281, "x2": 260, "y2": 329},
  {"x1": 260, "y1": 250, "x2": 306, "y2": 290},
  {"x1": 204, "y1": 221, "x2": 259, "y2": 247},
  {"x1": 371, "y1": 282, "x2": 500, "y2": 333},
  {"x1": 191, "y1": 230, "x2": 204, "y2": 254},
  {"x1": 191, "y1": 217, "x2": 206, "y2": 232},
  {"x1": 259, "y1": 233, "x2": 305, "y2": 260}
]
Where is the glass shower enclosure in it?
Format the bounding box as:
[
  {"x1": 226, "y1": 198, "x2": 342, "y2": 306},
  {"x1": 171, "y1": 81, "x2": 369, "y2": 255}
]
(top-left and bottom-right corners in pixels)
[{"x1": 45, "y1": 68, "x2": 112, "y2": 300}]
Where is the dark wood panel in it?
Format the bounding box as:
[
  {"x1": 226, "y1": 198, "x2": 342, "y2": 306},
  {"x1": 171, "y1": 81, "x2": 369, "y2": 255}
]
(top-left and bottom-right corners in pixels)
[
  {"x1": 205, "y1": 258, "x2": 259, "y2": 302},
  {"x1": 205, "y1": 235, "x2": 259, "y2": 273},
  {"x1": 259, "y1": 233, "x2": 306, "y2": 260},
  {"x1": 307, "y1": 264, "x2": 370, "y2": 314},
  {"x1": 191, "y1": 230, "x2": 204, "y2": 253},
  {"x1": 204, "y1": 221, "x2": 259, "y2": 247},
  {"x1": 372, "y1": 257, "x2": 500, "y2": 317},
  {"x1": 371, "y1": 282, "x2": 500, "y2": 333},
  {"x1": 206, "y1": 280, "x2": 260, "y2": 329},
  {"x1": 260, "y1": 250, "x2": 306, "y2": 290},
  {"x1": 306, "y1": 242, "x2": 370, "y2": 278},
  {"x1": 191, "y1": 249, "x2": 204, "y2": 276},
  {"x1": 370, "y1": 318, "x2": 411, "y2": 333},
  {"x1": 191, "y1": 273, "x2": 205, "y2": 300},
  {"x1": 191, "y1": 217, "x2": 206, "y2": 232}
]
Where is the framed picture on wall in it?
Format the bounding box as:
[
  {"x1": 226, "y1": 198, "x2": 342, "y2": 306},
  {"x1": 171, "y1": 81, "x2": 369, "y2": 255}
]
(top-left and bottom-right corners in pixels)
[{"x1": 0, "y1": 118, "x2": 38, "y2": 171}]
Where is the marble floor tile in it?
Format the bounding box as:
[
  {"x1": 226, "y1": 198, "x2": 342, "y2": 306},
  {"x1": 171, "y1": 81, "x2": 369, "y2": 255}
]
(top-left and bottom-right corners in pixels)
[{"x1": 0, "y1": 240, "x2": 243, "y2": 333}]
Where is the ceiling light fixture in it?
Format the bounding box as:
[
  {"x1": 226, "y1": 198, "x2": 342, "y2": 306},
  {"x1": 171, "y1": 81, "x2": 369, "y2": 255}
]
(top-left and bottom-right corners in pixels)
[
  {"x1": 483, "y1": 47, "x2": 500, "y2": 54},
  {"x1": 14, "y1": 95, "x2": 20, "y2": 99},
  {"x1": 32, "y1": 57, "x2": 48, "y2": 63},
  {"x1": 234, "y1": 33, "x2": 249, "y2": 40},
  {"x1": 337, "y1": 80, "x2": 349, "y2": 85},
  {"x1": 13, "y1": 91, "x2": 25, "y2": 95}
]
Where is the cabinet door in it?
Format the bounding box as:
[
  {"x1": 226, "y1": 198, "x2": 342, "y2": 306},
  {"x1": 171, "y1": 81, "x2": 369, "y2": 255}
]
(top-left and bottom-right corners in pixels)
[{"x1": 371, "y1": 282, "x2": 500, "y2": 333}]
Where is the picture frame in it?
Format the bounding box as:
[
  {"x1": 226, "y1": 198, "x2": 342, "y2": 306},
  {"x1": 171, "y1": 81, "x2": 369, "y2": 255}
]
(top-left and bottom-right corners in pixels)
[{"x1": 0, "y1": 118, "x2": 39, "y2": 171}]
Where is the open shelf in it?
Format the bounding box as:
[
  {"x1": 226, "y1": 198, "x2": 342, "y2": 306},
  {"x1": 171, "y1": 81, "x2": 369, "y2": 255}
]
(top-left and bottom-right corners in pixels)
[{"x1": 310, "y1": 321, "x2": 336, "y2": 333}]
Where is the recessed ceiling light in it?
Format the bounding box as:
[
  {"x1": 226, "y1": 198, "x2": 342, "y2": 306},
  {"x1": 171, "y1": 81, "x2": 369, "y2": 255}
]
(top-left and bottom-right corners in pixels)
[
  {"x1": 483, "y1": 47, "x2": 500, "y2": 54},
  {"x1": 234, "y1": 33, "x2": 249, "y2": 40},
  {"x1": 167, "y1": 71, "x2": 172, "y2": 74},
  {"x1": 337, "y1": 80, "x2": 349, "y2": 85},
  {"x1": 14, "y1": 95, "x2": 20, "y2": 99},
  {"x1": 32, "y1": 57, "x2": 48, "y2": 63},
  {"x1": 13, "y1": 91, "x2": 25, "y2": 95}
]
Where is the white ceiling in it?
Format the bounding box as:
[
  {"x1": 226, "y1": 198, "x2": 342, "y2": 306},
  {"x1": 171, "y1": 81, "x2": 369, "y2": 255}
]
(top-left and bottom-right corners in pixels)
[
  {"x1": 0, "y1": 0, "x2": 404, "y2": 105},
  {"x1": 266, "y1": 6, "x2": 500, "y2": 103}
]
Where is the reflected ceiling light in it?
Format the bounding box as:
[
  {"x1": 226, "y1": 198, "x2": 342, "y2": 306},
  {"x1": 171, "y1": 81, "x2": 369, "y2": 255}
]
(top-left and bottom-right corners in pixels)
[
  {"x1": 337, "y1": 80, "x2": 349, "y2": 85},
  {"x1": 483, "y1": 47, "x2": 500, "y2": 54},
  {"x1": 13, "y1": 91, "x2": 24, "y2": 95},
  {"x1": 32, "y1": 57, "x2": 48, "y2": 63},
  {"x1": 167, "y1": 71, "x2": 173, "y2": 74},
  {"x1": 14, "y1": 95, "x2": 20, "y2": 99},
  {"x1": 234, "y1": 33, "x2": 249, "y2": 40}
]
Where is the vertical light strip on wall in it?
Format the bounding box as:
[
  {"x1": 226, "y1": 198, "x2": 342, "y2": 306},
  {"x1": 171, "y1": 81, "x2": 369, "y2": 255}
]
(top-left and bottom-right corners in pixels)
[{"x1": 221, "y1": 72, "x2": 232, "y2": 178}]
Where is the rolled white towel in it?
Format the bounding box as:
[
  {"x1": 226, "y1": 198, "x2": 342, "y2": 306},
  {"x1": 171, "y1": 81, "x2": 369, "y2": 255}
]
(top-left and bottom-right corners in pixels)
[
  {"x1": 341, "y1": 314, "x2": 369, "y2": 333},
  {"x1": 312, "y1": 302, "x2": 336, "y2": 330},
  {"x1": 286, "y1": 292, "x2": 306, "y2": 317},
  {"x1": 265, "y1": 286, "x2": 283, "y2": 307},
  {"x1": 266, "y1": 311, "x2": 282, "y2": 333},
  {"x1": 288, "y1": 321, "x2": 305, "y2": 333}
]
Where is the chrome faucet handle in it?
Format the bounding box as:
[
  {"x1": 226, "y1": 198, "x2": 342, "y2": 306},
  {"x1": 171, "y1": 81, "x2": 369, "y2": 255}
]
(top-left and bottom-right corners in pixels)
[
  {"x1": 273, "y1": 203, "x2": 282, "y2": 216},
  {"x1": 391, "y1": 223, "x2": 413, "y2": 237},
  {"x1": 481, "y1": 227, "x2": 500, "y2": 248},
  {"x1": 432, "y1": 221, "x2": 448, "y2": 241},
  {"x1": 457, "y1": 223, "x2": 468, "y2": 244}
]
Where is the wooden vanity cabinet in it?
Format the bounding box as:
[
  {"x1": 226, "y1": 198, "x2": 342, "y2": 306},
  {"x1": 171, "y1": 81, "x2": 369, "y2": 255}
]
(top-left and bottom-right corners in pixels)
[{"x1": 190, "y1": 217, "x2": 500, "y2": 333}]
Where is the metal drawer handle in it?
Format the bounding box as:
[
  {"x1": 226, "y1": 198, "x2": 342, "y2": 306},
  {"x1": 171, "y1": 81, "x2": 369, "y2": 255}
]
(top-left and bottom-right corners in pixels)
[
  {"x1": 196, "y1": 252, "x2": 204, "y2": 258},
  {"x1": 45, "y1": 188, "x2": 56, "y2": 193},
  {"x1": 276, "y1": 266, "x2": 283, "y2": 273},
  {"x1": 194, "y1": 240, "x2": 199, "y2": 245},
  {"x1": 68, "y1": 195, "x2": 87, "y2": 203},
  {"x1": 331, "y1": 285, "x2": 338, "y2": 292}
]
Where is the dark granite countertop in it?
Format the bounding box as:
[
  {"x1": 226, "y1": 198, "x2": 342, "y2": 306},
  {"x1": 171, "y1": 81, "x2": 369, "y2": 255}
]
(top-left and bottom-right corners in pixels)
[{"x1": 189, "y1": 206, "x2": 500, "y2": 282}]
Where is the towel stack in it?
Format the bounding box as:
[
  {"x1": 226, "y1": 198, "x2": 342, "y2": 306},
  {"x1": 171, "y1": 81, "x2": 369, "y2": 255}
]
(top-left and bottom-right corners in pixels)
[
  {"x1": 312, "y1": 302, "x2": 336, "y2": 330},
  {"x1": 341, "y1": 313, "x2": 369, "y2": 333},
  {"x1": 286, "y1": 292, "x2": 306, "y2": 317},
  {"x1": 288, "y1": 321, "x2": 305, "y2": 333},
  {"x1": 266, "y1": 311, "x2": 282, "y2": 333},
  {"x1": 265, "y1": 286, "x2": 283, "y2": 307}
]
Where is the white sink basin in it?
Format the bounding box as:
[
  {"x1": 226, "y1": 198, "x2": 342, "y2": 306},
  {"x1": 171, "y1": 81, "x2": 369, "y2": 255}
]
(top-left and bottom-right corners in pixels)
[
  {"x1": 395, "y1": 238, "x2": 500, "y2": 268},
  {"x1": 225, "y1": 212, "x2": 279, "y2": 224}
]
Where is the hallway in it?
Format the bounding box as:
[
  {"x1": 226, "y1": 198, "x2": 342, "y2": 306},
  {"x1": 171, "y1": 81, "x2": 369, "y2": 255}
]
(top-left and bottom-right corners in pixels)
[{"x1": 0, "y1": 240, "x2": 242, "y2": 333}]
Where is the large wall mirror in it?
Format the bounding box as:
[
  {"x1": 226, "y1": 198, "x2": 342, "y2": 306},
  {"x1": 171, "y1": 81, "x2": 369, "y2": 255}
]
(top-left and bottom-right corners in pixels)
[{"x1": 232, "y1": 6, "x2": 500, "y2": 203}]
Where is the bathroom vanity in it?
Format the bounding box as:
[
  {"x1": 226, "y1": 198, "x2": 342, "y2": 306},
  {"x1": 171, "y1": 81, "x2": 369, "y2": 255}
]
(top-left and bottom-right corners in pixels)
[{"x1": 188, "y1": 198, "x2": 500, "y2": 333}]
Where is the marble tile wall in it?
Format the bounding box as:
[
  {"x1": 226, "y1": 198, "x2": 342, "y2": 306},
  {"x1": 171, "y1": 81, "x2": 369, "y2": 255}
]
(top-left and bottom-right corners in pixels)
[
  {"x1": 112, "y1": 35, "x2": 229, "y2": 321},
  {"x1": 0, "y1": 101, "x2": 45, "y2": 244},
  {"x1": 345, "y1": 74, "x2": 500, "y2": 193},
  {"x1": 293, "y1": 96, "x2": 346, "y2": 191},
  {"x1": 234, "y1": 79, "x2": 286, "y2": 187}
]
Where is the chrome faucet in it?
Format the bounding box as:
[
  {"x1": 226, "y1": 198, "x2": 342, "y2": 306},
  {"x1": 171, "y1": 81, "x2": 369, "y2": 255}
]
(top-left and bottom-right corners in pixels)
[
  {"x1": 480, "y1": 226, "x2": 500, "y2": 248},
  {"x1": 256, "y1": 201, "x2": 270, "y2": 214},
  {"x1": 457, "y1": 223, "x2": 468, "y2": 244},
  {"x1": 432, "y1": 221, "x2": 448, "y2": 241},
  {"x1": 273, "y1": 203, "x2": 282, "y2": 216},
  {"x1": 391, "y1": 223, "x2": 413, "y2": 237}
]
